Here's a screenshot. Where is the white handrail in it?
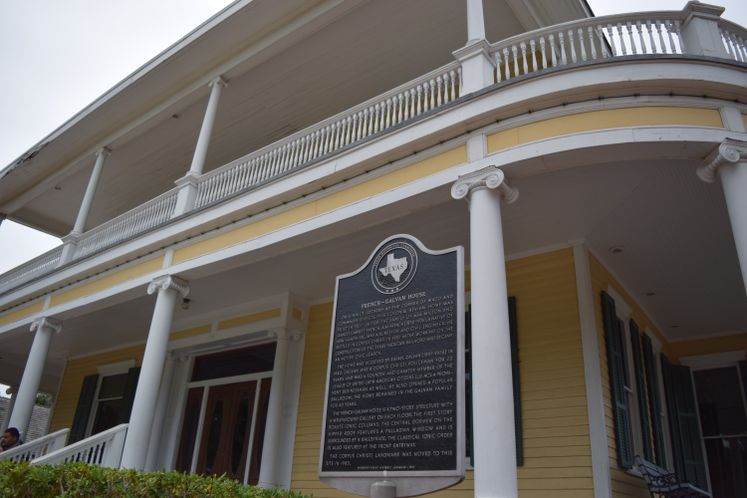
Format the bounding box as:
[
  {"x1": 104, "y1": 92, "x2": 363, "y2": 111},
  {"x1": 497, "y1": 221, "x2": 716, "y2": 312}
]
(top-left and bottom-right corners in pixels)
[
  {"x1": 0, "y1": 9, "x2": 745, "y2": 299},
  {"x1": 489, "y1": 11, "x2": 686, "y2": 84},
  {"x1": 0, "y1": 246, "x2": 62, "y2": 295},
  {"x1": 32, "y1": 424, "x2": 128, "y2": 468},
  {"x1": 193, "y1": 61, "x2": 462, "y2": 209},
  {"x1": 0, "y1": 428, "x2": 69, "y2": 463}
]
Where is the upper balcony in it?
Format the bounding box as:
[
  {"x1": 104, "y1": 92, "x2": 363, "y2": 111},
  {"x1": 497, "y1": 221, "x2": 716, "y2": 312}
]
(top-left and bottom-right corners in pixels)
[{"x1": 0, "y1": 1, "x2": 745, "y2": 308}]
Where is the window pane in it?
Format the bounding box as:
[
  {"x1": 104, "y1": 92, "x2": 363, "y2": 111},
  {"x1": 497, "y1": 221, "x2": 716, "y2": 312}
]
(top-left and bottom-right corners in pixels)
[
  {"x1": 694, "y1": 367, "x2": 747, "y2": 437},
  {"x1": 191, "y1": 343, "x2": 276, "y2": 382},
  {"x1": 205, "y1": 400, "x2": 224, "y2": 473},
  {"x1": 98, "y1": 373, "x2": 127, "y2": 399},
  {"x1": 91, "y1": 399, "x2": 123, "y2": 435},
  {"x1": 176, "y1": 387, "x2": 204, "y2": 472}
]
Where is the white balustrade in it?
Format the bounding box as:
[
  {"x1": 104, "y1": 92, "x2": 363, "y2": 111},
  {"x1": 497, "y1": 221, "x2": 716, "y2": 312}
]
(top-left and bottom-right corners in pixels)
[
  {"x1": 32, "y1": 424, "x2": 128, "y2": 468},
  {"x1": 0, "y1": 9, "x2": 745, "y2": 299},
  {"x1": 492, "y1": 12, "x2": 687, "y2": 83},
  {"x1": 0, "y1": 246, "x2": 62, "y2": 295},
  {"x1": 73, "y1": 189, "x2": 179, "y2": 259},
  {"x1": 0, "y1": 428, "x2": 69, "y2": 463},
  {"x1": 194, "y1": 62, "x2": 462, "y2": 208},
  {"x1": 720, "y1": 21, "x2": 747, "y2": 62}
]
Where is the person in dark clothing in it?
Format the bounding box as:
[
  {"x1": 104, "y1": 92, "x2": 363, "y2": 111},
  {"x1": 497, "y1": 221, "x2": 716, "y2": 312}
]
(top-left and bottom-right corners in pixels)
[{"x1": 1, "y1": 427, "x2": 22, "y2": 451}]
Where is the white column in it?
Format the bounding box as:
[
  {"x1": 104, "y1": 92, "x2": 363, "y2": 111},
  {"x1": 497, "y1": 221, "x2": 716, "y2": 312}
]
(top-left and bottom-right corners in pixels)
[
  {"x1": 697, "y1": 139, "x2": 747, "y2": 295},
  {"x1": 1, "y1": 386, "x2": 18, "y2": 432},
  {"x1": 59, "y1": 148, "x2": 110, "y2": 265},
  {"x1": 173, "y1": 76, "x2": 227, "y2": 216},
  {"x1": 8, "y1": 317, "x2": 61, "y2": 438},
  {"x1": 451, "y1": 166, "x2": 518, "y2": 498},
  {"x1": 73, "y1": 147, "x2": 110, "y2": 235},
  {"x1": 120, "y1": 275, "x2": 189, "y2": 469},
  {"x1": 258, "y1": 328, "x2": 300, "y2": 488},
  {"x1": 466, "y1": 0, "x2": 486, "y2": 42},
  {"x1": 189, "y1": 77, "x2": 226, "y2": 176},
  {"x1": 144, "y1": 353, "x2": 175, "y2": 471}
]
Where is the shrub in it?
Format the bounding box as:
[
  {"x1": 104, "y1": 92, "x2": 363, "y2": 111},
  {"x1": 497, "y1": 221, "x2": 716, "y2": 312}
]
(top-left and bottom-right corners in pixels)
[{"x1": 0, "y1": 461, "x2": 312, "y2": 498}]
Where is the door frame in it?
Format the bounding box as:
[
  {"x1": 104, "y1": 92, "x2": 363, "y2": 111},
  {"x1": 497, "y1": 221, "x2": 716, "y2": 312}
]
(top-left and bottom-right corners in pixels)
[
  {"x1": 680, "y1": 349, "x2": 747, "y2": 494},
  {"x1": 187, "y1": 371, "x2": 272, "y2": 482}
]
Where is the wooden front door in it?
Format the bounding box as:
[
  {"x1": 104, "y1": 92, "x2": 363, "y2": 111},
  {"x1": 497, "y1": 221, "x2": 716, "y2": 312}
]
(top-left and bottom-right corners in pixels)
[{"x1": 195, "y1": 381, "x2": 257, "y2": 480}]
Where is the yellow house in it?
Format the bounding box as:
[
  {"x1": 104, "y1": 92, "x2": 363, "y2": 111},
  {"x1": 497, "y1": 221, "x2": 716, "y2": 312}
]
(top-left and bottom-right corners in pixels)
[{"x1": 0, "y1": 1, "x2": 745, "y2": 497}]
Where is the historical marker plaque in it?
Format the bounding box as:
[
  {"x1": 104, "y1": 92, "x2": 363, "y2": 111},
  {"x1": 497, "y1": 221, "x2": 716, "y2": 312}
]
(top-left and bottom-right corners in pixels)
[{"x1": 320, "y1": 234, "x2": 465, "y2": 496}]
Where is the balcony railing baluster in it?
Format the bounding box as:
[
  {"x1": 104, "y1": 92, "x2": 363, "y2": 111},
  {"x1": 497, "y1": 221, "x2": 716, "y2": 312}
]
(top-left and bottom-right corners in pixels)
[{"x1": 2, "y1": 8, "x2": 744, "y2": 297}]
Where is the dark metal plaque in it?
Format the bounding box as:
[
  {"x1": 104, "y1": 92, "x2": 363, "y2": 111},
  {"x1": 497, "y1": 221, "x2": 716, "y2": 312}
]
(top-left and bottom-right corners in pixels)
[{"x1": 319, "y1": 234, "x2": 464, "y2": 496}]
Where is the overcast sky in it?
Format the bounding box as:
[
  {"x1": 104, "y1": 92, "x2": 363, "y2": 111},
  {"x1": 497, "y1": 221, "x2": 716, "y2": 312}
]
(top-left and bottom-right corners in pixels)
[{"x1": 0, "y1": 0, "x2": 745, "y2": 276}]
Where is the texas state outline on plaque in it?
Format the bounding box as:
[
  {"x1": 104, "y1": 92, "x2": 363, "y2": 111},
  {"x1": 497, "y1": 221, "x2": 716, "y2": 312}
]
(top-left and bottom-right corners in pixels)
[{"x1": 379, "y1": 252, "x2": 408, "y2": 282}]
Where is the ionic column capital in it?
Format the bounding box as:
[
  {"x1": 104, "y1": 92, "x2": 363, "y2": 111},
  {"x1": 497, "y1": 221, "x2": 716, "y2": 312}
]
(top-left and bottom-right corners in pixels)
[
  {"x1": 96, "y1": 146, "x2": 111, "y2": 159},
  {"x1": 30, "y1": 316, "x2": 62, "y2": 335},
  {"x1": 209, "y1": 76, "x2": 228, "y2": 89},
  {"x1": 697, "y1": 138, "x2": 747, "y2": 183},
  {"x1": 147, "y1": 275, "x2": 190, "y2": 298},
  {"x1": 451, "y1": 166, "x2": 519, "y2": 203}
]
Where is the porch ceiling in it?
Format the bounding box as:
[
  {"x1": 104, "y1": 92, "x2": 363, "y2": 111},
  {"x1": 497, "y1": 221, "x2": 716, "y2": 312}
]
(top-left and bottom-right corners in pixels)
[
  {"x1": 1, "y1": 0, "x2": 589, "y2": 237},
  {"x1": 1, "y1": 140, "x2": 744, "y2": 391}
]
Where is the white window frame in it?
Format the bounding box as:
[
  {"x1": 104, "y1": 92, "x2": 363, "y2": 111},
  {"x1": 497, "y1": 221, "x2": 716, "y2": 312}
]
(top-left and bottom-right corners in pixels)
[
  {"x1": 646, "y1": 329, "x2": 675, "y2": 471},
  {"x1": 86, "y1": 360, "x2": 134, "y2": 437},
  {"x1": 607, "y1": 287, "x2": 645, "y2": 467}
]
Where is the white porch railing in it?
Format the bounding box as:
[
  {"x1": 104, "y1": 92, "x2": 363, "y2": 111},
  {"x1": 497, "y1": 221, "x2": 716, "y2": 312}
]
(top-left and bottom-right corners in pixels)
[
  {"x1": 0, "y1": 9, "x2": 745, "y2": 298},
  {"x1": 0, "y1": 428, "x2": 69, "y2": 463},
  {"x1": 73, "y1": 189, "x2": 179, "y2": 260},
  {"x1": 490, "y1": 11, "x2": 746, "y2": 83},
  {"x1": 0, "y1": 245, "x2": 62, "y2": 295},
  {"x1": 721, "y1": 19, "x2": 747, "y2": 62},
  {"x1": 32, "y1": 424, "x2": 128, "y2": 468},
  {"x1": 193, "y1": 62, "x2": 461, "y2": 209}
]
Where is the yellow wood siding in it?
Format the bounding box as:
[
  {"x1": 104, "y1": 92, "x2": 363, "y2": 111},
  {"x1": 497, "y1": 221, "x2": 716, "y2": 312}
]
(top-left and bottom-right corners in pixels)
[
  {"x1": 668, "y1": 333, "x2": 747, "y2": 361},
  {"x1": 49, "y1": 345, "x2": 144, "y2": 432},
  {"x1": 589, "y1": 253, "x2": 664, "y2": 498},
  {"x1": 0, "y1": 300, "x2": 45, "y2": 326},
  {"x1": 290, "y1": 248, "x2": 592, "y2": 497},
  {"x1": 487, "y1": 107, "x2": 723, "y2": 153},
  {"x1": 173, "y1": 146, "x2": 467, "y2": 264},
  {"x1": 50, "y1": 257, "x2": 164, "y2": 307},
  {"x1": 218, "y1": 308, "x2": 281, "y2": 330}
]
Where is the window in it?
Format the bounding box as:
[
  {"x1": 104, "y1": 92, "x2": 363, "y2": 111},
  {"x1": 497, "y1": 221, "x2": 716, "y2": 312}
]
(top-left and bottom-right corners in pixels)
[
  {"x1": 465, "y1": 296, "x2": 521, "y2": 466},
  {"x1": 69, "y1": 362, "x2": 140, "y2": 443},
  {"x1": 601, "y1": 290, "x2": 668, "y2": 469},
  {"x1": 88, "y1": 372, "x2": 128, "y2": 435}
]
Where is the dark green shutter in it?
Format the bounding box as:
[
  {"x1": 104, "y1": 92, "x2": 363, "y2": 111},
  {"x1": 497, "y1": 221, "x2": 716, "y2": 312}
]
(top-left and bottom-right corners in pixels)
[
  {"x1": 465, "y1": 297, "x2": 522, "y2": 465},
  {"x1": 69, "y1": 374, "x2": 98, "y2": 443},
  {"x1": 642, "y1": 334, "x2": 666, "y2": 466},
  {"x1": 508, "y1": 297, "x2": 522, "y2": 466},
  {"x1": 661, "y1": 354, "x2": 708, "y2": 489},
  {"x1": 465, "y1": 305, "x2": 473, "y2": 467},
  {"x1": 118, "y1": 367, "x2": 141, "y2": 424},
  {"x1": 628, "y1": 320, "x2": 652, "y2": 461},
  {"x1": 601, "y1": 291, "x2": 634, "y2": 469}
]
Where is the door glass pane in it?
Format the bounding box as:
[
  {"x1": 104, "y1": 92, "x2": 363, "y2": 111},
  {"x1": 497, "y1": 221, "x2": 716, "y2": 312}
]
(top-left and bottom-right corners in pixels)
[
  {"x1": 231, "y1": 398, "x2": 249, "y2": 475},
  {"x1": 694, "y1": 367, "x2": 747, "y2": 437},
  {"x1": 176, "y1": 387, "x2": 204, "y2": 472},
  {"x1": 248, "y1": 379, "x2": 272, "y2": 485},
  {"x1": 205, "y1": 400, "x2": 224, "y2": 473},
  {"x1": 704, "y1": 437, "x2": 747, "y2": 498}
]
